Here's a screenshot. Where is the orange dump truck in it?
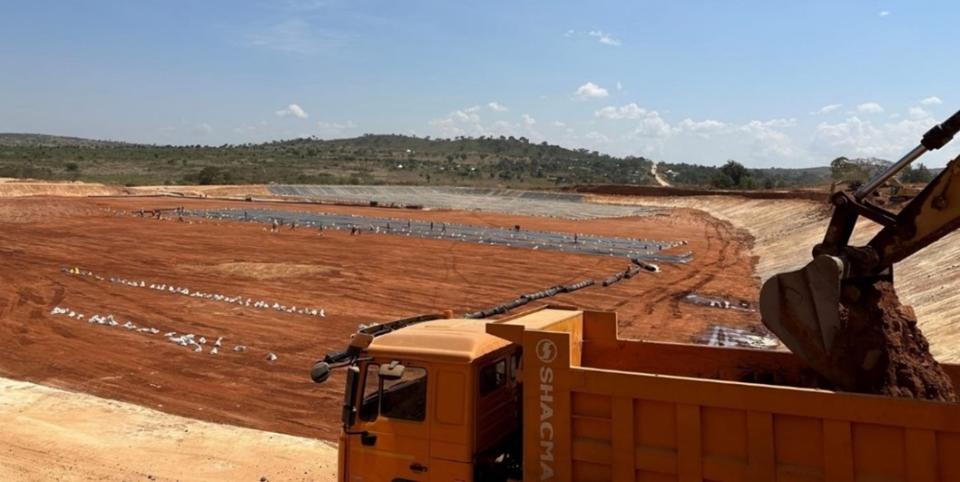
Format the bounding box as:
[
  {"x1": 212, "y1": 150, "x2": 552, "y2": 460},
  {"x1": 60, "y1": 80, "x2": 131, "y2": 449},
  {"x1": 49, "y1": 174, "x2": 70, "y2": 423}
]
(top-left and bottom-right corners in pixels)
[{"x1": 310, "y1": 306, "x2": 960, "y2": 481}]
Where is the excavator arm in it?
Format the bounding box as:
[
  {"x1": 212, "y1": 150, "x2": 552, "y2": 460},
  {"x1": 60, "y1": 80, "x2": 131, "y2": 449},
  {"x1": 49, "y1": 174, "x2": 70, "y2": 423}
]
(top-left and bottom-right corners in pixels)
[
  {"x1": 870, "y1": 157, "x2": 960, "y2": 266},
  {"x1": 814, "y1": 109, "x2": 960, "y2": 273},
  {"x1": 760, "y1": 110, "x2": 960, "y2": 391}
]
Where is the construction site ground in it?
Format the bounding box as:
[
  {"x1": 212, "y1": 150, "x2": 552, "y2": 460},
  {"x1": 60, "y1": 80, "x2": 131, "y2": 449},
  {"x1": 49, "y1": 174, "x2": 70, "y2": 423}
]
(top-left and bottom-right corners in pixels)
[
  {"x1": 0, "y1": 195, "x2": 756, "y2": 444},
  {"x1": 4, "y1": 184, "x2": 960, "y2": 480}
]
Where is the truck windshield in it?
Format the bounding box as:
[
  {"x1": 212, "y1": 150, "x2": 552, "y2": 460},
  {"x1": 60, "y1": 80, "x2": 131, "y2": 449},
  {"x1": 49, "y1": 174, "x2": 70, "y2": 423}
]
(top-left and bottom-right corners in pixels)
[{"x1": 360, "y1": 363, "x2": 427, "y2": 422}]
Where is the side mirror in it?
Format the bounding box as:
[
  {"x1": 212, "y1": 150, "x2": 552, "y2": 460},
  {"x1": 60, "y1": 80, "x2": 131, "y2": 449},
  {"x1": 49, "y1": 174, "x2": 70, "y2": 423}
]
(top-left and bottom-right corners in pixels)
[
  {"x1": 310, "y1": 361, "x2": 332, "y2": 384},
  {"x1": 341, "y1": 365, "x2": 360, "y2": 427},
  {"x1": 379, "y1": 361, "x2": 405, "y2": 381}
]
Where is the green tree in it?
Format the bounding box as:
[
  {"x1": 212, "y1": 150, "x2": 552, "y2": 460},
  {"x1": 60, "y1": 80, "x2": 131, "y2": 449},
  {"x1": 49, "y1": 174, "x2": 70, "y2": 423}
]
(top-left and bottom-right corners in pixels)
[
  {"x1": 711, "y1": 160, "x2": 753, "y2": 189},
  {"x1": 195, "y1": 166, "x2": 231, "y2": 185},
  {"x1": 901, "y1": 163, "x2": 934, "y2": 184},
  {"x1": 831, "y1": 156, "x2": 870, "y2": 183}
]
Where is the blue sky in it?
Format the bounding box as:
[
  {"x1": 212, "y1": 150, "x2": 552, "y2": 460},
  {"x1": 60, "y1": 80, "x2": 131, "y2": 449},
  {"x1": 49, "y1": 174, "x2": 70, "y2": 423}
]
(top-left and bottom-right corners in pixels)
[{"x1": 1, "y1": 0, "x2": 958, "y2": 167}]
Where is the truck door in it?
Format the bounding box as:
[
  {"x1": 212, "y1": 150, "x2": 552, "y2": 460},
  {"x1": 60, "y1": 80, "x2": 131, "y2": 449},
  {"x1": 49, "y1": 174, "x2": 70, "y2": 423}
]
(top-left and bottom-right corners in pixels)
[{"x1": 347, "y1": 362, "x2": 432, "y2": 481}]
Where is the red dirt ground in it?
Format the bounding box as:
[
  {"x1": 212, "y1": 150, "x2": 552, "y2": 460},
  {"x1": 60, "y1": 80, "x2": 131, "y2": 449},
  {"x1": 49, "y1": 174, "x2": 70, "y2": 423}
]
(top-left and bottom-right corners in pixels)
[{"x1": 0, "y1": 196, "x2": 759, "y2": 440}]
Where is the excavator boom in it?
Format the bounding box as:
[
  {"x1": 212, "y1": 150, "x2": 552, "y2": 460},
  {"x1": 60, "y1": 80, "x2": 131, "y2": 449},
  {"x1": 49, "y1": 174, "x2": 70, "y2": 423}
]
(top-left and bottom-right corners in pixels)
[{"x1": 760, "y1": 109, "x2": 960, "y2": 395}]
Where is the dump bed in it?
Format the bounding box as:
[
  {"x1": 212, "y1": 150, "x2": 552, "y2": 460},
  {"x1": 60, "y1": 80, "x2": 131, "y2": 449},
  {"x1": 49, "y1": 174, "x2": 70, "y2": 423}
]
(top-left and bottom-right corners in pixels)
[{"x1": 487, "y1": 307, "x2": 960, "y2": 482}]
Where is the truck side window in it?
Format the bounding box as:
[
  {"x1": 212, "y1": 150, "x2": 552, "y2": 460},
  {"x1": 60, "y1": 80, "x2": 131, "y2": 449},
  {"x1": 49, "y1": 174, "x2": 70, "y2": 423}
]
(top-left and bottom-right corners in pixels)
[
  {"x1": 360, "y1": 363, "x2": 381, "y2": 422},
  {"x1": 479, "y1": 359, "x2": 507, "y2": 396},
  {"x1": 359, "y1": 363, "x2": 428, "y2": 422}
]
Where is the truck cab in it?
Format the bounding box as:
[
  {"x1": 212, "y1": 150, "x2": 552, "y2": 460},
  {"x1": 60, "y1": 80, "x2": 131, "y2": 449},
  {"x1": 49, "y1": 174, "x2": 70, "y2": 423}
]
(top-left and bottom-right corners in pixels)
[
  {"x1": 327, "y1": 315, "x2": 523, "y2": 481},
  {"x1": 317, "y1": 306, "x2": 960, "y2": 482}
]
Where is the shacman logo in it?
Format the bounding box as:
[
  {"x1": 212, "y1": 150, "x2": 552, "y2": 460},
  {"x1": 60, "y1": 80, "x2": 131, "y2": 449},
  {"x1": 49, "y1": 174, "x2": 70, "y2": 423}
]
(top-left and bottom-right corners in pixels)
[
  {"x1": 536, "y1": 338, "x2": 557, "y2": 363},
  {"x1": 537, "y1": 338, "x2": 557, "y2": 480}
]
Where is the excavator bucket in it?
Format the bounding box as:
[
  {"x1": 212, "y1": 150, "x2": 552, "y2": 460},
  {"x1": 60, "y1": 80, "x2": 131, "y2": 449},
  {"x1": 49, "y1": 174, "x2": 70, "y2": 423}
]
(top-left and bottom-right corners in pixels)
[{"x1": 759, "y1": 255, "x2": 852, "y2": 387}]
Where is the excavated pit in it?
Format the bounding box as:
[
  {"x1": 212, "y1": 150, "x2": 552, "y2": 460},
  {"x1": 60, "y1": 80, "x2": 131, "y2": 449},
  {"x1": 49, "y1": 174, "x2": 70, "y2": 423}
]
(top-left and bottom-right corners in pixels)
[{"x1": 835, "y1": 280, "x2": 957, "y2": 402}]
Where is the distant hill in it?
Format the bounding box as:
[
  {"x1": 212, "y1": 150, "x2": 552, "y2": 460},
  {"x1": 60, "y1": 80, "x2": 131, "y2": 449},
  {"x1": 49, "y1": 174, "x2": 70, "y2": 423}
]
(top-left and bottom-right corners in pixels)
[
  {"x1": 2, "y1": 132, "x2": 920, "y2": 190},
  {"x1": 658, "y1": 156, "x2": 932, "y2": 190},
  {"x1": 0, "y1": 133, "x2": 129, "y2": 148},
  {"x1": 0, "y1": 133, "x2": 654, "y2": 187},
  {"x1": 659, "y1": 162, "x2": 834, "y2": 189}
]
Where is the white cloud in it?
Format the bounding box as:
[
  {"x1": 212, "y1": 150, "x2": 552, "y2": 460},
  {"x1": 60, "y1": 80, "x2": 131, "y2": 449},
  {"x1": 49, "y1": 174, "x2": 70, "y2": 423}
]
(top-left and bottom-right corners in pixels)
[
  {"x1": 879, "y1": 10, "x2": 890, "y2": 17},
  {"x1": 595, "y1": 103, "x2": 653, "y2": 120},
  {"x1": 573, "y1": 82, "x2": 609, "y2": 100},
  {"x1": 908, "y1": 107, "x2": 929, "y2": 120},
  {"x1": 759, "y1": 118, "x2": 796, "y2": 128},
  {"x1": 616, "y1": 81, "x2": 623, "y2": 91},
  {"x1": 428, "y1": 105, "x2": 546, "y2": 142},
  {"x1": 632, "y1": 115, "x2": 674, "y2": 139},
  {"x1": 427, "y1": 100, "x2": 957, "y2": 167},
  {"x1": 592, "y1": 104, "x2": 675, "y2": 140},
  {"x1": 813, "y1": 117, "x2": 888, "y2": 157},
  {"x1": 588, "y1": 30, "x2": 621, "y2": 46},
  {"x1": 857, "y1": 102, "x2": 884, "y2": 114},
  {"x1": 813, "y1": 103, "x2": 843, "y2": 115},
  {"x1": 738, "y1": 118, "x2": 799, "y2": 158},
  {"x1": 564, "y1": 29, "x2": 575, "y2": 37},
  {"x1": 451, "y1": 106, "x2": 481, "y2": 123},
  {"x1": 921, "y1": 96, "x2": 943, "y2": 106},
  {"x1": 429, "y1": 105, "x2": 485, "y2": 137},
  {"x1": 276, "y1": 104, "x2": 309, "y2": 119},
  {"x1": 679, "y1": 119, "x2": 726, "y2": 130},
  {"x1": 813, "y1": 111, "x2": 941, "y2": 159},
  {"x1": 487, "y1": 102, "x2": 509, "y2": 112},
  {"x1": 602, "y1": 113, "x2": 804, "y2": 162},
  {"x1": 594, "y1": 103, "x2": 676, "y2": 139},
  {"x1": 678, "y1": 118, "x2": 727, "y2": 137}
]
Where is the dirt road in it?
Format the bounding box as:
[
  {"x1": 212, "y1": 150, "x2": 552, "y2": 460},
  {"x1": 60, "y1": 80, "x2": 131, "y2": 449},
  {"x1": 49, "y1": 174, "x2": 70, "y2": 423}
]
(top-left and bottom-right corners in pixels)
[
  {"x1": 0, "y1": 196, "x2": 758, "y2": 440},
  {"x1": 651, "y1": 163, "x2": 671, "y2": 187}
]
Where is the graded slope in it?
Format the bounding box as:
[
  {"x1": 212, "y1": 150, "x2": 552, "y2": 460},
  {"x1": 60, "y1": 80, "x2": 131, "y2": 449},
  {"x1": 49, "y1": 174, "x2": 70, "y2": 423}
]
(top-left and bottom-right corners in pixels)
[{"x1": 0, "y1": 377, "x2": 337, "y2": 482}]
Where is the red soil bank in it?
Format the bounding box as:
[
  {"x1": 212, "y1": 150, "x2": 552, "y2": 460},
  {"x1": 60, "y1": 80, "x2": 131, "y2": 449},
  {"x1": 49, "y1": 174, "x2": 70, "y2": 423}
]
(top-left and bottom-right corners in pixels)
[{"x1": 838, "y1": 281, "x2": 956, "y2": 401}]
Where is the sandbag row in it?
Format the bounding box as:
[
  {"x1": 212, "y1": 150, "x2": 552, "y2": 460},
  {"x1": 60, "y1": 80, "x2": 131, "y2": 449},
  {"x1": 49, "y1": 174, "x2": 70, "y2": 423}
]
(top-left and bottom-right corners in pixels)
[{"x1": 61, "y1": 267, "x2": 325, "y2": 318}]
